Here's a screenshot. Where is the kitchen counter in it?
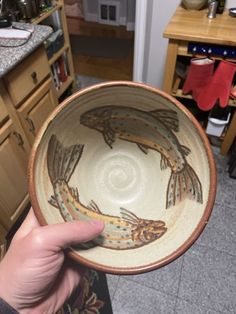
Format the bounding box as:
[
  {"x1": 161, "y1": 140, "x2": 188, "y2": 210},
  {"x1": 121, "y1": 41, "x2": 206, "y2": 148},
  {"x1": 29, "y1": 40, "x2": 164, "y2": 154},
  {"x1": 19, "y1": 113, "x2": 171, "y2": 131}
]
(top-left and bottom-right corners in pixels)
[
  {"x1": 163, "y1": 5, "x2": 236, "y2": 46},
  {"x1": 0, "y1": 23, "x2": 53, "y2": 78}
]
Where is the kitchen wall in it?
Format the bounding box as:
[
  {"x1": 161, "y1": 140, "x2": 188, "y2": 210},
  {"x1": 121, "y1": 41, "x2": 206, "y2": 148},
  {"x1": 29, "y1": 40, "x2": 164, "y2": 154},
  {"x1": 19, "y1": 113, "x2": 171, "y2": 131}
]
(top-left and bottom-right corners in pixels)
[
  {"x1": 226, "y1": 0, "x2": 235, "y2": 8},
  {"x1": 141, "y1": 0, "x2": 180, "y2": 88}
]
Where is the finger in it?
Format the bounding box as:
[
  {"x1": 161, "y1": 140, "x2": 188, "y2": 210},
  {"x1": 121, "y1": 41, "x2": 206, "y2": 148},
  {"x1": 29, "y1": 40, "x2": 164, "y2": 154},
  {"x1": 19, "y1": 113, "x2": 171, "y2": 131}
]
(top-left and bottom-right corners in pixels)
[
  {"x1": 13, "y1": 209, "x2": 40, "y2": 240},
  {"x1": 32, "y1": 220, "x2": 104, "y2": 250}
]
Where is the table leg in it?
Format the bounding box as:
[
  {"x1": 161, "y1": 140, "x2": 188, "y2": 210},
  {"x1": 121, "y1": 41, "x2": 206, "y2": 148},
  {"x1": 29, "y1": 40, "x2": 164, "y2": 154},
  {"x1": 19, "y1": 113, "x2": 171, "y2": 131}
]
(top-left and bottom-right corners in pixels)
[
  {"x1": 162, "y1": 39, "x2": 179, "y2": 94},
  {"x1": 221, "y1": 109, "x2": 236, "y2": 155}
]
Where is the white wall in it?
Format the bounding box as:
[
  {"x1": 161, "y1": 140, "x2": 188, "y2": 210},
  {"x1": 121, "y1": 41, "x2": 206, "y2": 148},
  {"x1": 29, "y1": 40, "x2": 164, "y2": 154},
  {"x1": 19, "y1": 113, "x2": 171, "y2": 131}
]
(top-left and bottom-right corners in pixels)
[
  {"x1": 226, "y1": 0, "x2": 236, "y2": 8},
  {"x1": 145, "y1": 0, "x2": 180, "y2": 87},
  {"x1": 133, "y1": 0, "x2": 180, "y2": 87}
]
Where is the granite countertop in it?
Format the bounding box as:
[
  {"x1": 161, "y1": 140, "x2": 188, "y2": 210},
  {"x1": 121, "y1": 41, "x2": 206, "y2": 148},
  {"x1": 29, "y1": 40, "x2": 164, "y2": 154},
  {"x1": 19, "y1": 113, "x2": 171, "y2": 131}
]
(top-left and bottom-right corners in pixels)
[{"x1": 0, "y1": 23, "x2": 53, "y2": 78}]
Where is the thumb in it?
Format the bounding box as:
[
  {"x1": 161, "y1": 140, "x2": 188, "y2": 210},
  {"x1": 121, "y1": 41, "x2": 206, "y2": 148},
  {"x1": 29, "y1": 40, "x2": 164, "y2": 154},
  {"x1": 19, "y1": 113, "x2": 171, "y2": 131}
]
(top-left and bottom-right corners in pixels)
[
  {"x1": 13, "y1": 209, "x2": 40, "y2": 241},
  {"x1": 33, "y1": 220, "x2": 104, "y2": 251}
]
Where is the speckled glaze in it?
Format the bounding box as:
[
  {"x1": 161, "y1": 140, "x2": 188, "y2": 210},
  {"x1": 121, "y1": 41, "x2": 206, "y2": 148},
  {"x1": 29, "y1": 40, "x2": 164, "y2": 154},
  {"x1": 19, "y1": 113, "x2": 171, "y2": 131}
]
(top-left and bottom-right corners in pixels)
[
  {"x1": 0, "y1": 23, "x2": 52, "y2": 78},
  {"x1": 28, "y1": 81, "x2": 217, "y2": 275}
]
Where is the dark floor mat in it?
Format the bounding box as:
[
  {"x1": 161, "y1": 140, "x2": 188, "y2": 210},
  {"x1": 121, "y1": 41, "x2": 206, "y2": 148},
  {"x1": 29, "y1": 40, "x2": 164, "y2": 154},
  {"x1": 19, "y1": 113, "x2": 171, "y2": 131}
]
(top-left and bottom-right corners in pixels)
[{"x1": 70, "y1": 34, "x2": 134, "y2": 59}]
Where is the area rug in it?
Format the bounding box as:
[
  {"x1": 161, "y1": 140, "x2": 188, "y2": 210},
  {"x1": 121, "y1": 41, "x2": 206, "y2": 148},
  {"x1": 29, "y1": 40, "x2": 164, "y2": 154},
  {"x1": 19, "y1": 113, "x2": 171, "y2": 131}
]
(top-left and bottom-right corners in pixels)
[
  {"x1": 69, "y1": 34, "x2": 133, "y2": 59},
  {"x1": 61, "y1": 269, "x2": 113, "y2": 313}
]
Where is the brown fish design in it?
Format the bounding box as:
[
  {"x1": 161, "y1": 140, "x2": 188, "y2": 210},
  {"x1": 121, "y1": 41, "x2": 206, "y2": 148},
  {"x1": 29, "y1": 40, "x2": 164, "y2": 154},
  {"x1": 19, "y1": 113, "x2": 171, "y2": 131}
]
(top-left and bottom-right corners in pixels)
[
  {"x1": 47, "y1": 135, "x2": 167, "y2": 250},
  {"x1": 80, "y1": 106, "x2": 203, "y2": 208}
]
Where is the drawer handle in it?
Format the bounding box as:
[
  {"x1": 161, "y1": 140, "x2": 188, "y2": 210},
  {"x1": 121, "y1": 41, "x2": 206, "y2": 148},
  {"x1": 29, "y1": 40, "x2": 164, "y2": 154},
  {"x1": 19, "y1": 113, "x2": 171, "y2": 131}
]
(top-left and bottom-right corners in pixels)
[
  {"x1": 26, "y1": 117, "x2": 36, "y2": 135},
  {"x1": 13, "y1": 131, "x2": 24, "y2": 146},
  {"x1": 31, "y1": 71, "x2": 38, "y2": 84}
]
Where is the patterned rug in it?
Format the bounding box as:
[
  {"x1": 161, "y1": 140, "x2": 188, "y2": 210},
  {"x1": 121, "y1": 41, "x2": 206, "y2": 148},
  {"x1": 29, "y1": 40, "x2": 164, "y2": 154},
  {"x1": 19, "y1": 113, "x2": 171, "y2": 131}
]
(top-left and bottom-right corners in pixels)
[{"x1": 61, "y1": 269, "x2": 113, "y2": 314}]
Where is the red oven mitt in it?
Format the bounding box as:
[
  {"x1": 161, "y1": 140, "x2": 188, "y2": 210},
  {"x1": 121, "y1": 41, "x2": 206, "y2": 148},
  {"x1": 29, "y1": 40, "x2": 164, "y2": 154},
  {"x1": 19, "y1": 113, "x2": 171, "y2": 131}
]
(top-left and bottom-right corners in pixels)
[
  {"x1": 182, "y1": 57, "x2": 215, "y2": 101},
  {"x1": 197, "y1": 60, "x2": 236, "y2": 111}
]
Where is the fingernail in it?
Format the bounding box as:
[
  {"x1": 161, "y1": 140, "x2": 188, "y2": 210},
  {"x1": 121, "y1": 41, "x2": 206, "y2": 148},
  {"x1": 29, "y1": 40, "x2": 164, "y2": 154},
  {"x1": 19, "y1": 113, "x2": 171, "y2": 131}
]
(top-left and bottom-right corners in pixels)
[{"x1": 89, "y1": 220, "x2": 104, "y2": 228}]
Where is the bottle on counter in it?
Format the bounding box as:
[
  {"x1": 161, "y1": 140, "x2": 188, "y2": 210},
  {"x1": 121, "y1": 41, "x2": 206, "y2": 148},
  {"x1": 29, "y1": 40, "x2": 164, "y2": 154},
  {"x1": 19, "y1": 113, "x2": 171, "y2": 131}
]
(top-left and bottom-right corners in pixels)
[{"x1": 216, "y1": 0, "x2": 225, "y2": 13}]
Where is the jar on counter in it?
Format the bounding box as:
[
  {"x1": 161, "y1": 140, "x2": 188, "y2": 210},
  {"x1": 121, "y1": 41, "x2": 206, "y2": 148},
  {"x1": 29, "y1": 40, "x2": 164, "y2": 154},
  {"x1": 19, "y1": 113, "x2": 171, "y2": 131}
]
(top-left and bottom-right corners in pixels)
[{"x1": 16, "y1": 0, "x2": 40, "y2": 20}]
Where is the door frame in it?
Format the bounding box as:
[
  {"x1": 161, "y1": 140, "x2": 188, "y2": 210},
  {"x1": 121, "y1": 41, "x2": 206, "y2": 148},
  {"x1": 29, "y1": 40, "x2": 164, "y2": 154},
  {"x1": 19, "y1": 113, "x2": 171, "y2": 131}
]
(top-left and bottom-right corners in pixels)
[{"x1": 133, "y1": 0, "x2": 148, "y2": 82}]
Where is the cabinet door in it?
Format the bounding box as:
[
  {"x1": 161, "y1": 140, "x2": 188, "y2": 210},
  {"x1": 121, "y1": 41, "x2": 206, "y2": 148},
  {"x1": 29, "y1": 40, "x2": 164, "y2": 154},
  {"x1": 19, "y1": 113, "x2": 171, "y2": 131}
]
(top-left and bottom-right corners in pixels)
[
  {"x1": 0, "y1": 120, "x2": 29, "y2": 230},
  {"x1": 0, "y1": 223, "x2": 7, "y2": 251},
  {"x1": 18, "y1": 78, "x2": 57, "y2": 145}
]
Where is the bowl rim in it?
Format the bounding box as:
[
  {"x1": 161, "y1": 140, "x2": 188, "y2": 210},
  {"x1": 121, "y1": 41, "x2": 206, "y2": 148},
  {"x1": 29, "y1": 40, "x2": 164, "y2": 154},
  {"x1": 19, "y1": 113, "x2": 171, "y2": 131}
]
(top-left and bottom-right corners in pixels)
[{"x1": 28, "y1": 80, "x2": 217, "y2": 275}]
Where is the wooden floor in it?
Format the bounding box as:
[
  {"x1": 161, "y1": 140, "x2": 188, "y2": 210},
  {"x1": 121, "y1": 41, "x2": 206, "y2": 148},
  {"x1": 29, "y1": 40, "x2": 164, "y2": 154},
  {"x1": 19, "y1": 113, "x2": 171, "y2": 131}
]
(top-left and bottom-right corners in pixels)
[{"x1": 66, "y1": 17, "x2": 134, "y2": 80}]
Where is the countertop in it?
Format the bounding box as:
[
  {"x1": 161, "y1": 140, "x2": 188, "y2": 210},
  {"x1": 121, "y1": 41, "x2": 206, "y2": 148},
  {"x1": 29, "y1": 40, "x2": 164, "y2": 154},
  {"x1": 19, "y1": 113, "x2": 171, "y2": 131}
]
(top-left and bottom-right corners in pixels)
[
  {"x1": 163, "y1": 5, "x2": 236, "y2": 46},
  {"x1": 0, "y1": 23, "x2": 53, "y2": 78}
]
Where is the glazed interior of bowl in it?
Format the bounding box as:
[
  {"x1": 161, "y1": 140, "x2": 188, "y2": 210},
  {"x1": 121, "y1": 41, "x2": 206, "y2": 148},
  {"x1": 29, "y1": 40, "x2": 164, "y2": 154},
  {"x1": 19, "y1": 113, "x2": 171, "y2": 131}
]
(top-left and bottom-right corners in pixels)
[{"x1": 29, "y1": 81, "x2": 216, "y2": 274}]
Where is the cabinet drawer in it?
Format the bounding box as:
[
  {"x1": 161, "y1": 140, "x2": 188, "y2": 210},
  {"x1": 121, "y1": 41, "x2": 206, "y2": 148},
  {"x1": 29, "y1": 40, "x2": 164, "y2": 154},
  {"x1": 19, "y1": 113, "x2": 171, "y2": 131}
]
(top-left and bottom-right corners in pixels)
[{"x1": 4, "y1": 46, "x2": 50, "y2": 107}]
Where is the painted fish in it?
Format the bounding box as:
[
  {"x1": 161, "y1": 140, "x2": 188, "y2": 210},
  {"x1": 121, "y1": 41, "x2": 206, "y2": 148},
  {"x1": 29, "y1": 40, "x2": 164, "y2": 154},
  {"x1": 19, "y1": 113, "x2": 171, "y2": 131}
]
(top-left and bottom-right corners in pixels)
[
  {"x1": 80, "y1": 106, "x2": 203, "y2": 208},
  {"x1": 47, "y1": 135, "x2": 167, "y2": 250}
]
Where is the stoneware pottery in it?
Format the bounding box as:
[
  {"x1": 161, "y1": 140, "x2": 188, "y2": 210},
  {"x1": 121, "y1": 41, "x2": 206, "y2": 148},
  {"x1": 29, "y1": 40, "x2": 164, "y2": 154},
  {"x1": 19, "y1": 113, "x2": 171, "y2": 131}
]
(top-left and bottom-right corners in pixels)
[
  {"x1": 29, "y1": 81, "x2": 216, "y2": 274},
  {"x1": 182, "y1": 0, "x2": 207, "y2": 10}
]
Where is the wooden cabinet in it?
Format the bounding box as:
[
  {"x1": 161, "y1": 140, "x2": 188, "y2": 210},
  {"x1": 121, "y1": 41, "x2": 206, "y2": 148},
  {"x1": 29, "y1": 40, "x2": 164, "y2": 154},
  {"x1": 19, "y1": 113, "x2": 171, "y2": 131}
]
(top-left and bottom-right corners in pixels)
[
  {"x1": 0, "y1": 120, "x2": 29, "y2": 230},
  {"x1": 163, "y1": 6, "x2": 236, "y2": 155},
  {"x1": 18, "y1": 78, "x2": 57, "y2": 145},
  {"x1": 0, "y1": 46, "x2": 58, "y2": 245}
]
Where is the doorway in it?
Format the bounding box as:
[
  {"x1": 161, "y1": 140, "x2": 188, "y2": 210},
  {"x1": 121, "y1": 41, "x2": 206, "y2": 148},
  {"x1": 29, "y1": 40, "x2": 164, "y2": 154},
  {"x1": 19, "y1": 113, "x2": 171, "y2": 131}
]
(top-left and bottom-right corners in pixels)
[{"x1": 65, "y1": 0, "x2": 135, "y2": 81}]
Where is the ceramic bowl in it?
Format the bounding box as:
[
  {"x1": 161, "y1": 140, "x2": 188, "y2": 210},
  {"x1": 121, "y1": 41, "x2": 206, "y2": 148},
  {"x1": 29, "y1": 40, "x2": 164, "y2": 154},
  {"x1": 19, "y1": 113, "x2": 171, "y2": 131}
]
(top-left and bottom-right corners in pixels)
[
  {"x1": 29, "y1": 81, "x2": 216, "y2": 274},
  {"x1": 182, "y1": 0, "x2": 207, "y2": 10}
]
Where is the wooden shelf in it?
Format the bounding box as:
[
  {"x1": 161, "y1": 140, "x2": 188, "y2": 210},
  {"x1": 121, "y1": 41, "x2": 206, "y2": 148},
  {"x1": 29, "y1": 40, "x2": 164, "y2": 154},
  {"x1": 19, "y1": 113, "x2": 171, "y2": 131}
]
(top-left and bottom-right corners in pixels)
[
  {"x1": 48, "y1": 44, "x2": 69, "y2": 65},
  {"x1": 162, "y1": 4, "x2": 236, "y2": 155},
  {"x1": 172, "y1": 88, "x2": 193, "y2": 99},
  {"x1": 31, "y1": 0, "x2": 75, "y2": 101},
  {"x1": 32, "y1": 4, "x2": 63, "y2": 25},
  {"x1": 178, "y1": 42, "x2": 236, "y2": 62},
  {"x1": 56, "y1": 76, "x2": 73, "y2": 98},
  {"x1": 171, "y1": 87, "x2": 236, "y2": 108}
]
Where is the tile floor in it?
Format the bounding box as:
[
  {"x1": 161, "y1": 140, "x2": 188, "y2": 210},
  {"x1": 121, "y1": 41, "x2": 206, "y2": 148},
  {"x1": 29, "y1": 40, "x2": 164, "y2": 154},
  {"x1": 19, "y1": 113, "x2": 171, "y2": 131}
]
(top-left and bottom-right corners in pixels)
[{"x1": 76, "y1": 75, "x2": 236, "y2": 314}]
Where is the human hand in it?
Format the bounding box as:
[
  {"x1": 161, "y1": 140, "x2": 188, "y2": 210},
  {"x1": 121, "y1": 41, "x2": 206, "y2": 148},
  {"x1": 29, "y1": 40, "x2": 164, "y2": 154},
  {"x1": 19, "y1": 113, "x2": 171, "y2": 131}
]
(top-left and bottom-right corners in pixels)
[{"x1": 0, "y1": 209, "x2": 104, "y2": 314}]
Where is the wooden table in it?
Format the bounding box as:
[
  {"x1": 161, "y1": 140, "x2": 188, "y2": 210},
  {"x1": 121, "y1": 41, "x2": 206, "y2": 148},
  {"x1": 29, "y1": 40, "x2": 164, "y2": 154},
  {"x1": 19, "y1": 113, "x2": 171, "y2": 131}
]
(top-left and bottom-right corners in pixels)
[{"x1": 162, "y1": 5, "x2": 236, "y2": 155}]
